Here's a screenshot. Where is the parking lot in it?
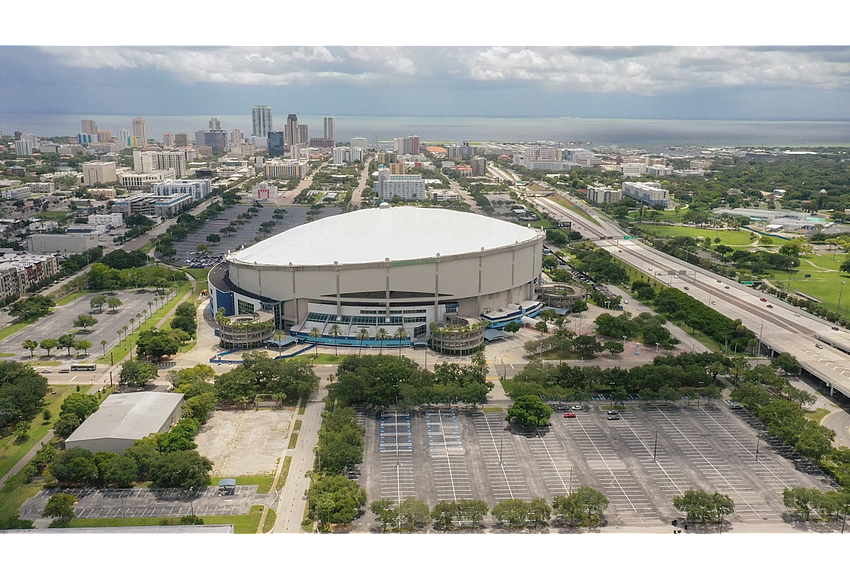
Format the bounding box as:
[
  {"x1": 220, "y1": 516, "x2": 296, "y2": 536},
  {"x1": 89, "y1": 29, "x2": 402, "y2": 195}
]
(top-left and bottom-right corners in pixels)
[
  {"x1": 166, "y1": 205, "x2": 342, "y2": 265},
  {"x1": 0, "y1": 289, "x2": 163, "y2": 364},
  {"x1": 357, "y1": 402, "x2": 835, "y2": 530}
]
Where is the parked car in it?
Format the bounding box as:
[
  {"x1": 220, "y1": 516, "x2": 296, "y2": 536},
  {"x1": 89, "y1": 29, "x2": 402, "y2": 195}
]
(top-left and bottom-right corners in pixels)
[
  {"x1": 607, "y1": 410, "x2": 619, "y2": 416},
  {"x1": 711, "y1": 301, "x2": 717, "y2": 305},
  {"x1": 730, "y1": 402, "x2": 743, "y2": 410},
  {"x1": 563, "y1": 412, "x2": 577, "y2": 418},
  {"x1": 607, "y1": 414, "x2": 621, "y2": 420},
  {"x1": 571, "y1": 405, "x2": 582, "y2": 411},
  {"x1": 816, "y1": 343, "x2": 823, "y2": 349}
]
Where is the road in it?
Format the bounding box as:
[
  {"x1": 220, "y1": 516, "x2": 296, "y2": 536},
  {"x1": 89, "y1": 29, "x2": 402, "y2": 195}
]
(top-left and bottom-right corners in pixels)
[
  {"x1": 525, "y1": 189, "x2": 850, "y2": 401},
  {"x1": 348, "y1": 156, "x2": 373, "y2": 208},
  {"x1": 275, "y1": 162, "x2": 327, "y2": 206}
]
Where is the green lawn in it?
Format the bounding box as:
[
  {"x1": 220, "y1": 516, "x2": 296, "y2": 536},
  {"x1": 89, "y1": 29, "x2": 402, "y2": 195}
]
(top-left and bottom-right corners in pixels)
[
  {"x1": 288, "y1": 433, "x2": 298, "y2": 449},
  {"x1": 549, "y1": 194, "x2": 601, "y2": 225},
  {"x1": 220, "y1": 473, "x2": 275, "y2": 494},
  {"x1": 806, "y1": 408, "x2": 830, "y2": 422},
  {"x1": 640, "y1": 225, "x2": 759, "y2": 247},
  {"x1": 0, "y1": 353, "x2": 14, "y2": 357},
  {"x1": 0, "y1": 322, "x2": 29, "y2": 342},
  {"x1": 0, "y1": 471, "x2": 43, "y2": 521},
  {"x1": 292, "y1": 353, "x2": 350, "y2": 364},
  {"x1": 0, "y1": 384, "x2": 78, "y2": 482},
  {"x1": 27, "y1": 359, "x2": 61, "y2": 366},
  {"x1": 62, "y1": 504, "x2": 268, "y2": 534},
  {"x1": 279, "y1": 457, "x2": 292, "y2": 490},
  {"x1": 55, "y1": 291, "x2": 88, "y2": 306}
]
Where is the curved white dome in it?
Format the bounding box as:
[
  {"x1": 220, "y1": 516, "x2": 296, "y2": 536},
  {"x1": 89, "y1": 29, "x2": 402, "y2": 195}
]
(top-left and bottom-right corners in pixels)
[{"x1": 228, "y1": 206, "x2": 541, "y2": 267}]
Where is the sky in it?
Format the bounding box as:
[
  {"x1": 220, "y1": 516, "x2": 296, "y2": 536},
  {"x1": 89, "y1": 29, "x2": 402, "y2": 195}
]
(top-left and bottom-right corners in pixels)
[{"x1": 2, "y1": 45, "x2": 850, "y2": 120}]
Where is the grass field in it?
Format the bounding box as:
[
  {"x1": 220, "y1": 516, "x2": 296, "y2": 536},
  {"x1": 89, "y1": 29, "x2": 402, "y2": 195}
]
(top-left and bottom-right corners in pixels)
[
  {"x1": 55, "y1": 291, "x2": 88, "y2": 306},
  {"x1": 222, "y1": 473, "x2": 275, "y2": 494},
  {"x1": 640, "y1": 225, "x2": 760, "y2": 247},
  {"x1": 0, "y1": 471, "x2": 42, "y2": 521},
  {"x1": 0, "y1": 384, "x2": 80, "y2": 482},
  {"x1": 550, "y1": 194, "x2": 600, "y2": 225},
  {"x1": 61, "y1": 504, "x2": 269, "y2": 534},
  {"x1": 772, "y1": 259, "x2": 850, "y2": 314},
  {"x1": 292, "y1": 353, "x2": 350, "y2": 364},
  {"x1": 0, "y1": 322, "x2": 29, "y2": 342}
]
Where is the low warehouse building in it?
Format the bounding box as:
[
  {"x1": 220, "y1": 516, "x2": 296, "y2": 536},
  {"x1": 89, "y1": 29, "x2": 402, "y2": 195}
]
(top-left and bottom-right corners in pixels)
[{"x1": 65, "y1": 392, "x2": 184, "y2": 454}]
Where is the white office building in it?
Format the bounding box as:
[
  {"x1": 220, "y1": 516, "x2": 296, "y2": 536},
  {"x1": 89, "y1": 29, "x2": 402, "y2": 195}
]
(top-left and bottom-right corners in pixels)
[
  {"x1": 252, "y1": 181, "x2": 278, "y2": 200},
  {"x1": 351, "y1": 137, "x2": 368, "y2": 149},
  {"x1": 14, "y1": 140, "x2": 32, "y2": 157},
  {"x1": 324, "y1": 117, "x2": 335, "y2": 141},
  {"x1": 264, "y1": 159, "x2": 309, "y2": 179},
  {"x1": 151, "y1": 179, "x2": 213, "y2": 200},
  {"x1": 132, "y1": 117, "x2": 148, "y2": 145},
  {"x1": 82, "y1": 161, "x2": 117, "y2": 186},
  {"x1": 586, "y1": 185, "x2": 623, "y2": 206},
  {"x1": 88, "y1": 213, "x2": 125, "y2": 228},
  {"x1": 120, "y1": 169, "x2": 176, "y2": 190},
  {"x1": 622, "y1": 181, "x2": 670, "y2": 207},
  {"x1": 133, "y1": 150, "x2": 187, "y2": 178},
  {"x1": 375, "y1": 167, "x2": 426, "y2": 201}
]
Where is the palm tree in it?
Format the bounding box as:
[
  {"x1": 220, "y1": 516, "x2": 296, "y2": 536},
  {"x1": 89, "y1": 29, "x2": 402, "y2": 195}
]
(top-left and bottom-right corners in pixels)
[
  {"x1": 274, "y1": 330, "x2": 284, "y2": 354},
  {"x1": 328, "y1": 324, "x2": 343, "y2": 357},
  {"x1": 122, "y1": 326, "x2": 129, "y2": 341},
  {"x1": 308, "y1": 327, "x2": 322, "y2": 358},
  {"x1": 117, "y1": 329, "x2": 123, "y2": 343},
  {"x1": 393, "y1": 327, "x2": 409, "y2": 358},
  {"x1": 100, "y1": 340, "x2": 107, "y2": 356},
  {"x1": 148, "y1": 301, "x2": 154, "y2": 317},
  {"x1": 375, "y1": 328, "x2": 389, "y2": 355},
  {"x1": 357, "y1": 328, "x2": 370, "y2": 356},
  {"x1": 137, "y1": 313, "x2": 143, "y2": 328},
  {"x1": 129, "y1": 318, "x2": 135, "y2": 332}
]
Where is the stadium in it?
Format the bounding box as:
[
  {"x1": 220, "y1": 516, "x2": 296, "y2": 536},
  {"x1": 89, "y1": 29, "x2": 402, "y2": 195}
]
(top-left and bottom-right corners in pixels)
[{"x1": 208, "y1": 204, "x2": 545, "y2": 347}]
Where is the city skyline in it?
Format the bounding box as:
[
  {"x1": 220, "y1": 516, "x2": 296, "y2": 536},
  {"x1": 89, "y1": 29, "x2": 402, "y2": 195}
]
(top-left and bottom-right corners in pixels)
[{"x1": 2, "y1": 46, "x2": 850, "y2": 121}]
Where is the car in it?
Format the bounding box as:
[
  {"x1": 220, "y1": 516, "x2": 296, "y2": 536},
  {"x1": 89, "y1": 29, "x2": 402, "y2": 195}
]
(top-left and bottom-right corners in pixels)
[
  {"x1": 571, "y1": 405, "x2": 582, "y2": 411},
  {"x1": 832, "y1": 327, "x2": 840, "y2": 331},
  {"x1": 794, "y1": 313, "x2": 801, "y2": 317},
  {"x1": 729, "y1": 402, "x2": 743, "y2": 410},
  {"x1": 40, "y1": 369, "x2": 51, "y2": 374},
  {"x1": 607, "y1": 414, "x2": 620, "y2": 420},
  {"x1": 724, "y1": 285, "x2": 729, "y2": 289},
  {"x1": 618, "y1": 250, "x2": 622, "y2": 253},
  {"x1": 716, "y1": 279, "x2": 721, "y2": 283},
  {"x1": 556, "y1": 405, "x2": 569, "y2": 410},
  {"x1": 711, "y1": 300, "x2": 717, "y2": 305},
  {"x1": 766, "y1": 304, "x2": 773, "y2": 308},
  {"x1": 816, "y1": 343, "x2": 823, "y2": 349},
  {"x1": 607, "y1": 410, "x2": 619, "y2": 415},
  {"x1": 58, "y1": 368, "x2": 70, "y2": 374},
  {"x1": 623, "y1": 300, "x2": 629, "y2": 305},
  {"x1": 760, "y1": 298, "x2": 767, "y2": 302},
  {"x1": 683, "y1": 286, "x2": 689, "y2": 290},
  {"x1": 648, "y1": 267, "x2": 652, "y2": 271},
  {"x1": 563, "y1": 412, "x2": 577, "y2": 418}
]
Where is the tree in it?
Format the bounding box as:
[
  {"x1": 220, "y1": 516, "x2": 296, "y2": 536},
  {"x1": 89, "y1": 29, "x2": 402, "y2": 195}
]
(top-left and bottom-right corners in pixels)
[
  {"x1": 397, "y1": 497, "x2": 430, "y2": 531},
  {"x1": 22, "y1": 339, "x2": 38, "y2": 358},
  {"x1": 39, "y1": 338, "x2": 59, "y2": 356},
  {"x1": 308, "y1": 327, "x2": 322, "y2": 357},
  {"x1": 135, "y1": 329, "x2": 180, "y2": 362},
  {"x1": 43, "y1": 493, "x2": 77, "y2": 523},
  {"x1": 196, "y1": 243, "x2": 209, "y2": 254},
  {"x1": 553, "y1": 487, "x2": 610, "y2": 527},
  {"x1": 491, "y1": 499, "x2": 530, "y2": 528},
  {"x1": 106, "y1": 296, "x2": 123, "y2": 312},
  {"x1": 328, "y1": 324, "x2": 343, "y2": 357},
  {"x1": 357, "y1": 328, "x2": 370, "y2": 356},
  {"x1": 307, "y1": 474, "x2": 367, "y2": 531},
  {"x1": 370, "y1": 498, "x2": 399, "y2": 532},
  {"x1": 771, "y1": 352, "x2": 802, "y2": 376},
  {"x1": 603, "y1": 340, "x2": 624, "y2": 356},
  {"x1": 58, "y1": 333, "x2": 77, "y2": 356},
  {"x1": 74, "y1": 339, "x2": 92, "y2": 356},
  {"x1": 118, "y1": 360, "x2": 159, "y2": 390},
  {"x1": 672, "y1": 489, "x2": 733, "y2": 525},
  {"x1": 783, "y1": 487, "x2": 820, "y2": 521},
  {"x1": 535, "y1": 320, "x2": 549, "y2": 334},
  {"x1": 573, "y1": 335, "x2": 603, "y2": 358},
  {"x1": 73, "y1": 314, "x2": 98, "y2": 332},
  {"x1": 90, "y1": 295, "x2": 107, "y2": 312},
  {"x1": 53, "y1": 414, "x2": 81, "y2": 439},
  {"x1": 60, "y1": 392, "x2": 99, "y2": 422},
  {"x1": 527, "y1": 496, "x2": 552, "y2": 526},
  {"x1": 206, "y1": 234, "x2": 221, "y2": 244},
  {"x1": 457, "y1": 499, "x2": 489, "y2": 527},
  {"x1": 571, "y1": 299, "x2": 588, "y2": 314},
  {"x1": 49, "y1": 448, "x2": 99, "y2": 484},
  {"x1": 150, "y1": 450, "x2": 212, "y2": 488},
  {"x1": 506, "y1": 395, "x2": 553, "y2": 430},
  {"x1": 100, "y1": 455, "x2": 139, "y2": 487},
  {"x1": 504, "y1": 320, "x2": 521, "y2": 336},
  {"x1": 610, "y1": 387, "x2": 628, "y2": 407},
  {"x1": 431, "y1": 500, "x2": 459, "y2": 529},
  {"x1": 375, "y1": 328, "x2": 389, "y2": 355},
  {"x1": 658, "y1": 385, "x2": 679, "y2": 405},
  {"x1": 393, "y1": 327, "x2": 409, "y2": 358}
]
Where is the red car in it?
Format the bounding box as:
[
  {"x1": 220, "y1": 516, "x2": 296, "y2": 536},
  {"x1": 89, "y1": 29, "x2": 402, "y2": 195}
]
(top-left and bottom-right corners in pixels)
[
  {"x1": 563, "y1": 412, "x2": 577, "y2": 418},
  {"x1": 760, "y1": 298, "x2": 767, "y2": 302},
  {"x1": 767, "y1": 304, "x2": 773, "y2": 309}
]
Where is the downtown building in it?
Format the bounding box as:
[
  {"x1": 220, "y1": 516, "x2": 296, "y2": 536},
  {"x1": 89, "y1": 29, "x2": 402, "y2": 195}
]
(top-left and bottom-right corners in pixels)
[
  {"x1": 264, "y1": 159, "x2": 309, "y2": 180},
  {"x1": 151, "y1": 179, "x2": 213, "y2": 201},
  {"x1": 622, "y1": 181, "x2": 670, "y2": 207},
  {"x1": 374, "y1": 166, "x2": 426, "y2": 201},
  {"x1": 132, "y1": 117, "x2": 148, "y2": 145},
  {"x1": 394, "y1": 135, "x2": 420, "y2": 155},
  {"x1": 586, "y1": 185, "x2": 623, "y2": 206},
  {"x1": 252, "y1": 105, "x2": 273, "y2": 138},
  {"x1": 133, "y1": 150, "x2": 188, "y2": 178}
]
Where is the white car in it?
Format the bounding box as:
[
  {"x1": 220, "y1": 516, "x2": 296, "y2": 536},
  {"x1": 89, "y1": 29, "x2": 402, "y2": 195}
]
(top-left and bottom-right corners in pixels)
[{"x1": 571, "y1": 405, "x2": 582, "y2": 411}]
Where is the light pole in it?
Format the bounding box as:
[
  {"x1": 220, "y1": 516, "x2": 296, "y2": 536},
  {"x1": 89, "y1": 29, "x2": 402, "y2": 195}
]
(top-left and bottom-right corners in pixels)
[
  {"x1": 755, "y1": 433, "x2": 761, "y2": 462},
  {"x1": 838, "y1": 281, "x2": 846, "y2": 317},
  {"x1": 655, "y1": 343, "x2": 660, "y2": 352},
  {"x1": 653, "y1": 431, "x2": 658, "y2": 462},
  {"x1": 499, "y1": 434, "x2": 503, "y2": 466},
  {"x1": 568, "y1": 465, "x2": 573, "y2": 494},
  {"x1": 121, "y1": 497, "x2": 126, "y2": 527}
]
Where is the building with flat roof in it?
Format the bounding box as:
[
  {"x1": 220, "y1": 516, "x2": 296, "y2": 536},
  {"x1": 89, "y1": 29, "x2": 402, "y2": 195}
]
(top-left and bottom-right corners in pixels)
[
  {"x1": 587, "y1": 185, "x2": 623, "y2": 206},
  {"x1": 252, "y1": 105, "x2": 273, "y2": 138},
  {"x1": 375, "y1": 167, "x2": 426, "y2": 200},
  {"x1": 151, "y1": 179, "x2": 213, "y2": 200},
  {"x1": 26, "y1": 232, "x2": 99, "y2": 256},
  {"x1": 82, "y1": 161, "x2": 117, "y2": 186},
  {"x1": 622, "y1": 181, "x2": 670, "y2": 207},
  {"x1": 65, "y1": 392, "x2": 184, "y2": 454},
  {"x1": 0, "y1": 251, "x2": 60, "y2": 299}
]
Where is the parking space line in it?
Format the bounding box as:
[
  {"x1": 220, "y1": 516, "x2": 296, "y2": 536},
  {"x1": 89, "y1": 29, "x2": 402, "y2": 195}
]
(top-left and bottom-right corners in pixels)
[{"x1": 571, "y1": 418, "x2": 640, "y2": 513}]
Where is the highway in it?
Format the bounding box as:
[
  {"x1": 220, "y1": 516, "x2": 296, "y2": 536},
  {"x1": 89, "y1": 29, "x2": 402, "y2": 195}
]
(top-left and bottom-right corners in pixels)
[{"x1": 528, "y1": 191, "x2": 850, "y2": 401}]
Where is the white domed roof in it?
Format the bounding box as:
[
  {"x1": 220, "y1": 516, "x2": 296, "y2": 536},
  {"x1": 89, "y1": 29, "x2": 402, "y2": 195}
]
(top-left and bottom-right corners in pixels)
[{"x1": 228, "y1": 206, "x2": 541, "y2": 267}]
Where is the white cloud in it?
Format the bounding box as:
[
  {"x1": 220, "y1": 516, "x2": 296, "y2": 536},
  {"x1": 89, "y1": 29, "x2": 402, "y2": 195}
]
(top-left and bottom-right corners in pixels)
[{"x1": 38, "y1": 46, "x2": 850, "y2": 93}]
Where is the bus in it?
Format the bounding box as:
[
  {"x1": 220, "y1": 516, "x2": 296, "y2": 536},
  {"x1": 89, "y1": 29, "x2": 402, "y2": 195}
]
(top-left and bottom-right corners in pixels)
[{"x1": 70, "y1": 363, "x2": 97, "y2": 371}]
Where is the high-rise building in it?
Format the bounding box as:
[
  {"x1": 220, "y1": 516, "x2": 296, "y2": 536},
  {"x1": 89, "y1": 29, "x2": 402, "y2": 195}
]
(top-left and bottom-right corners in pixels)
[
  {"x1": 209, "y1": 118, "x2": 221, "y2": 130},
  {"x1": 14, "y1": 140, "x2": 32, "y2": 156},
  {"x1": 82, "y1": 161, "x2": 117, "y2": 186},
  {"x1": 472, "y1": 157, "x2": 487, "y2": 177},
  {"x1": 162, "y1": 133, "x2": 175, "y2": 147},
  {"x1": 132, "y1": 117, "x2": 147, "y2": 145},
  {"x1": 204, "y1": 130, "x2": 228, "y2": 154},
  {"x1": 134, "y1": 150, "x2": 187, "y2": 178},
  {"x1": 174, "y1": 133, "x2": 189, "y2": 147},
  {"x1": 351, "y1": 137, "x2": 368, "y2": 149},
  {"x1": 195, "y1": 130, "x2": 207, "y2": 146},
  {"x1": 97, "y1": 130, "x2": 112, "y2": 143},
  {"x1": 323, "y1": 117, "x2": 335, "y2": 141},
  {"x1": 298, "y1": 124, "x2": 309, "y2": 145},
  {"x1": 230, "y1": 128, "x2": 244, "y2": 146},
  {"x1": 117, "y1": 129, "x2": 130, "y2": 146},
  {"x1": 267, "y1": 132, "x2": 285, "y2": 158},
  {"x1": 285, "y1": 114, "x2": 299, "y2": 148},
  {"x1": 394, "y1": 135, "x2": 420, "y2": 155},
  {"x1": 81, "y1": 119, "x2": 98, "y2": 134},
  {"x1": 252, "y1": 105, "x2": 273, "y2": 138}
]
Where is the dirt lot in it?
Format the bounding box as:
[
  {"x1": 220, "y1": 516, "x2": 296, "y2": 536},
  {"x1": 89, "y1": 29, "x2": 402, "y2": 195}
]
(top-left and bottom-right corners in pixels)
[{"x1": 195, "y1": 409, "x2": 292, "y2": 477}]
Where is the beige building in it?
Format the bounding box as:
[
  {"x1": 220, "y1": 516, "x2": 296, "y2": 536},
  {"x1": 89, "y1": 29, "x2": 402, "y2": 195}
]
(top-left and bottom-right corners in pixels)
[{"x1": 81, "y1": 161, "x2": 117, "y2": 186}]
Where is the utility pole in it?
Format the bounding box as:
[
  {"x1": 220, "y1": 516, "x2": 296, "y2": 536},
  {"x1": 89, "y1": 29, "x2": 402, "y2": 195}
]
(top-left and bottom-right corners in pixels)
[
  {"x1": 755, "y1": 433, "x2": 761, "y2": 462},
  {"x1": 653, "y1": 431, "x2": 658, "y2": 462}
]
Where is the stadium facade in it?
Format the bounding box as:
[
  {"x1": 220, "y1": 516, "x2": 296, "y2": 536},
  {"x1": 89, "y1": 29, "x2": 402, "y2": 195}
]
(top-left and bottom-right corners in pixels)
[{"x1": 208, "y1": 205, "x2": 544, "y2": 346}]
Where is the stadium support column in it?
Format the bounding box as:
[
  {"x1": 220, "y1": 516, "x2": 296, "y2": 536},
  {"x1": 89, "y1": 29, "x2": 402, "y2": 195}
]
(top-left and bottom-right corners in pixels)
[
  {"x1": 385, "y1": 258, "x2": 391, "y2": 318},
  {"x1": 477, "y1": 247, "x2": 484, "y2": 316},
  {"x1": 511, "y1": 242, "x2": 517, "y2": 304},
  {"x1": 335, "y1": 261, "x2": 341, "y2": 318},
  {"x1": 434, "y1": 253, "x2": 440, "y2": 321},
  {"x1": 290, "y1": 262, "x2": 298, "y2": 326}
]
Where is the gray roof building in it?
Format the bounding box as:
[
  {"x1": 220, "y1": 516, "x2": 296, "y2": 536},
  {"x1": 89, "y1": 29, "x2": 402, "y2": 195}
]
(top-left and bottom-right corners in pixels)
[{"x1": 65, "y1": 392, "x2": 184, "y2": 454}]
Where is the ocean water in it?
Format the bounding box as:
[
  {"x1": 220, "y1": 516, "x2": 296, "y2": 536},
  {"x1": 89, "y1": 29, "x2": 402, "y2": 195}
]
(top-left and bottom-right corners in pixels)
[{"x1": 2, "y1": 114, "x2": 849, "y2": 151}]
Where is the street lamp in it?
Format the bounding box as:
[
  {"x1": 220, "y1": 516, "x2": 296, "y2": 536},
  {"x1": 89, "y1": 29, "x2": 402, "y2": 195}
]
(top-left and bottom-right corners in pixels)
[{"x1": 655, "y1": 343, "x2": 660, "y2": 352}]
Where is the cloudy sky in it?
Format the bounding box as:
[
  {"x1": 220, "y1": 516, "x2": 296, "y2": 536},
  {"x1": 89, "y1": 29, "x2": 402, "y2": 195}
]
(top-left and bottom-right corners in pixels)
[{"x1": 1, "y1": 45, "x2": 849, "y2": 120}]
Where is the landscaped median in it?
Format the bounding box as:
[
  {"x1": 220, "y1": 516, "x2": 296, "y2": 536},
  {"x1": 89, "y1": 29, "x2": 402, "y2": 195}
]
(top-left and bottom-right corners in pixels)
[
  {"x1": 96, "y1": 280, "x2": 192, "y2": 365},
  {"x1": 56, "y1": 504, "x2": 274, "y2": 534}
]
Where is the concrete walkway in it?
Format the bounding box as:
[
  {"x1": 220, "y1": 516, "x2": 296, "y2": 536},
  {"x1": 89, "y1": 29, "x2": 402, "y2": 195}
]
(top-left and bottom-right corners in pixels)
[{"x1": 0, "y1": 430, "x2": 53, "y2": 491}]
